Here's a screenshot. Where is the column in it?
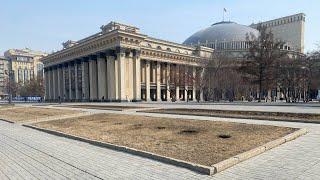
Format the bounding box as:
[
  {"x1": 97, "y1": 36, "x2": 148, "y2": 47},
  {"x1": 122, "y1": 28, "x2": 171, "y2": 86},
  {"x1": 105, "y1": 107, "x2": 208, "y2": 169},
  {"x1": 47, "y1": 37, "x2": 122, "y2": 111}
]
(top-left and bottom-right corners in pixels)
[
  {"x1": 145, "y1": 60, "x2": 150, "y2": 101},
  {"x1": 200, "y1": 68, "x2": 204, "y2": 101},
  {"x1": 89, "y1": 57, "x2": 98, "y2": 100},
  {"x1": 62, "y1": 65, "x2": 67, "y2": 101},
  {"x1": 97, "y1": 55, "x2": 107, "y2": 100},
  {"x1": 68, "y1": 63, "x2": 72, "y2": 100},
  {"x1": 74, "y1": 63, "x2": 79, "y2": 100},
  {"x1": 184, "y1": 66, "x2": 188, "y2": 101},
  {"x1": 166, "y1": 63, "x2": 171, "y2": 101},
  {"x1": 156, "y1": 61, "x2": 161, "y2": 101},
  {"x1": 192, "y1": 66, "x2": 196, "y2": 101},
  {"x1": 267, "y1": 89, "x2": 272, "y2": 102},
  {"x1": 175, "y1": 65, "x2": 180, "y2": 101},
  {"x1": 57, "y1": 65, "x2": 63, "y2": 99},
  {"x1": 107, "y1": 55, "x2": 118, "y2": 101},
  {"x1": 49, "y1": 68, "x2": 54, "y2": 100},
  {"x1": 117, "y1": 48, "x2": 126, "y2": 101},
  {"x1": 133, "y1": 50, "x2": 141, "y2": 101},
  {"x1": 127, "y1": 52, "x2": 134, "y2": 101},
  {"x1": 81, "y1": 60, "x2": 89, "y2": 100},
  {"x1": 44, "y1": 69, "x2": 49, "y2": 100},
  {"x1": 53, "y1": 67, "x2": 58, "y2": 100}
]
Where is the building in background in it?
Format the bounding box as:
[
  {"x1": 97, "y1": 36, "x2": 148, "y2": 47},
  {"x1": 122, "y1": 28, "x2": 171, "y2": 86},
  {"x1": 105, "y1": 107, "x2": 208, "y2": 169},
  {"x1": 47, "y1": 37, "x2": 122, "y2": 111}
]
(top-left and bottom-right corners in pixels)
[
  {"x1": 184, "y1": 13, "x2": 305, "y2": 58},
  {"x1": 0, "y1": 56, "x2": 9, "y2": 99},
  {"x1": 250, "y1": 13, "x2": 305, "y2": 53},
  {"x1": 4, "y1": 48, "x2": 47, "y2": 84}
]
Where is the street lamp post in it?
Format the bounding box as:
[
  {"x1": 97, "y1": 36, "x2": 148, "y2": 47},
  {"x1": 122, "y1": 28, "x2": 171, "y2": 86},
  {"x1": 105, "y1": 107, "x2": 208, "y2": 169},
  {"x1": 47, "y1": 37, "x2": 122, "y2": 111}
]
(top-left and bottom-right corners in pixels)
[{"x1": 7, "y1": 70, "x2": 13, "y2": 104}]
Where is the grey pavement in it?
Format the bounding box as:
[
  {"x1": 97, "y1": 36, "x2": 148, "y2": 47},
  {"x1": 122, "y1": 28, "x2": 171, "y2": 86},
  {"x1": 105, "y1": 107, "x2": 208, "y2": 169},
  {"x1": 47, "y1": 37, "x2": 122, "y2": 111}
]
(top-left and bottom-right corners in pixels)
[
  {"x1": 47, "y1": 101, "x2": 320, "y2": 114},
  {"x1": 1, "y1": 102, "x2": 320, "y2": 179}
]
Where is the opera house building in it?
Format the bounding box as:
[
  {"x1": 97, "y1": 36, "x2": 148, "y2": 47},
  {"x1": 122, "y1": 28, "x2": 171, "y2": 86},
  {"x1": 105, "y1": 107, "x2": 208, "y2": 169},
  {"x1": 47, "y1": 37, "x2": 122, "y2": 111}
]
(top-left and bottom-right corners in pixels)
[{"x1": 42, "y1": 13, "x2": 305, "y2": 102}]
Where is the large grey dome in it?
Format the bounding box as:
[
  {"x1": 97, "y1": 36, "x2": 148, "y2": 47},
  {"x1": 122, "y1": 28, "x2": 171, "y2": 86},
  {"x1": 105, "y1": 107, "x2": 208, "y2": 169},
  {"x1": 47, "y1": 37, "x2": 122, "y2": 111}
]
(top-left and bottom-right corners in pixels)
[{"x1": 183, "y1": 21, "x2": 259, "y2": 45}]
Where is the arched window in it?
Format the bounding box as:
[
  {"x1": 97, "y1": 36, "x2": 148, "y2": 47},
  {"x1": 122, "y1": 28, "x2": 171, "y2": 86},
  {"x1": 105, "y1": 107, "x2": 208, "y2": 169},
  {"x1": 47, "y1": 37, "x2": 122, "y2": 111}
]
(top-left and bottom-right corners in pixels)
[
  {"x1": 176, "y1": 49, "x2": 180, "y2": 53},
  {"x1": 157, "y1": 46, "x2": 162, "y2": 50},
  {"x1": 147, "y1": 43, "x2": 152, "y2": 48},
  {"x1": 166, "y1": 48, "x2": 171, "y2": 51}
]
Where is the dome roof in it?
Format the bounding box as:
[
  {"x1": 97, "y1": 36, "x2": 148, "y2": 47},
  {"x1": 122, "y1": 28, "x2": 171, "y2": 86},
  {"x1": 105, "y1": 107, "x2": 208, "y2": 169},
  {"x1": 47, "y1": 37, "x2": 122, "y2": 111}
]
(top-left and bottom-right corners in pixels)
[{"x1": 183, "y1": 21, "x2": 259, "y2": 45}]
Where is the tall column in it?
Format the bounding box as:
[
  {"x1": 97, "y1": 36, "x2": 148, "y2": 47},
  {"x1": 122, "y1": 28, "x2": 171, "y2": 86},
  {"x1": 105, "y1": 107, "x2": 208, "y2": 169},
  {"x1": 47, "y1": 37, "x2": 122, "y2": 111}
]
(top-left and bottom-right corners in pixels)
[
  {"x1": 156, "y1": 61, "x2": 161, "y2": 101},
  {"x1": 81, "y1": 60, "x2": 89, "y2": 100},
  {"x1": 97, "y1": 55, "x2": 107, "y2": 100},
  {"x1": 127, "y1": 52, "x2": 134, "y2": 101},
  {"x1": 175, "y1": 65, "x2": 180, "y2": 101},
  {"x1": 57, "y1": 65, "x2": 63, "y2": 99},
  {"x1": 133, "y1": 50, "x2": 141, "y2": 101},
  {"x1": 53, "y1": 67, "x2": 58, "y2": 100},
  {"x1": 184, "y1": 66, "x2": 188, "y2": 101},
  {"x1": 89, "y1": 57, "x2": 98, "y2": 100},
  {"x1": 145, "y1": 60, "x2": 151, "y2": 101},
  {"x1": 192, "y1": 66, "x2": 196, "y2": 101},
  {"x1": 107, "y1": 55, "x2": 118, "y2": 101},
  {"x1": 117, "y1": 48, "x2": 126, "y2": 101},
  {"x1": 62, "y1": 65, "x2": 66, "y2": 100},
  {"x1": 267, "y1": 89, "x2": 272, "y2": 102},
  {"x1": 44, "y1": 69, "x2": 49, "y2": 100},
  {"x1": 49, "y1": 68, "x2": 54, "y2": 100},
  {"x1": 200, "y1": 68, "x2": 204, "y2": 101},
  {"x1": 74, "y1": 63, "x2": 79, "y2": 100},
  {"x1": 166, "y1": 63, "x2": 171, "y2": 101},
  {"x1": 68, "y1": 63, "x2": 72, "y2": 100}
]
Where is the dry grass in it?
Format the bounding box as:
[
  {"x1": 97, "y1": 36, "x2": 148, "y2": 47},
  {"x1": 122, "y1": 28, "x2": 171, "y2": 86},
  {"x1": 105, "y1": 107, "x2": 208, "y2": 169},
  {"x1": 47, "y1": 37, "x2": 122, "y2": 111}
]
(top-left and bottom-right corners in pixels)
[
  {"x1": 0, "y1": 104, "x2": 15, "y2": 109},
  {"x1": 0, "y1": 107, "x2": 80, "y2": 122},
  {"x1": 144, "y1": 109, "x2": 320, "y2": 123},
  {"x1": 62, "y1": 105, "x2": 147, "y2": 111},
  {"x1": 34, "y1": 113, "x2": 296, "y2": 166}
]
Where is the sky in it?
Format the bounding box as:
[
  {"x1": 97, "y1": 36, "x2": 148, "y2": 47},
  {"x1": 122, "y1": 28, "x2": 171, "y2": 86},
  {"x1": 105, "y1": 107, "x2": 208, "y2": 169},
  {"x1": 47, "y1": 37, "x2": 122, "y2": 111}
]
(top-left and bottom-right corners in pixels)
[{"x1": 0, "y1": 0, "x2": 319, "y2": 55}]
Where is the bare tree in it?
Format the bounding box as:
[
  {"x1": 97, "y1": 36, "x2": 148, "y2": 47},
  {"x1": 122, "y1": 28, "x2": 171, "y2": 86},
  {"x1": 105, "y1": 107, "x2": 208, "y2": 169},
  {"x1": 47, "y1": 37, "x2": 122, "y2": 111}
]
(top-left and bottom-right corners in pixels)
[{"x1": 239, "y1": 24, "x2": 287, "y2": 102}]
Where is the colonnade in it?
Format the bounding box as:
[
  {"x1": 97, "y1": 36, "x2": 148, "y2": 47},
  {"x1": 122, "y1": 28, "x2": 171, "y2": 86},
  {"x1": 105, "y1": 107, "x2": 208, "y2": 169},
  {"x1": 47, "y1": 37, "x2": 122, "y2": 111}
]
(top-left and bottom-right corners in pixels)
[{"x1": 44, "y1": 49, "x2": 204, "y2": 102}]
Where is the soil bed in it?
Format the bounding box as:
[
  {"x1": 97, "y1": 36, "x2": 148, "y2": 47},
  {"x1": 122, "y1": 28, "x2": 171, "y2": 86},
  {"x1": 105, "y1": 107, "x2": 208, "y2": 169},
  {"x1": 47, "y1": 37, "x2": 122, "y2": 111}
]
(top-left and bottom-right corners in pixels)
[
  {"x1": 0, "y1": 107, "x2": 80, "y2": 122},
  {"x1": 142, "y1": 109, "x2": 320, "y2": 123},
  {"x1": 34, "y1": 113, "x2": 296, "y2": 166},
  {"x1": 63, "y1": 104, "x2": 147, "y2": 111}
]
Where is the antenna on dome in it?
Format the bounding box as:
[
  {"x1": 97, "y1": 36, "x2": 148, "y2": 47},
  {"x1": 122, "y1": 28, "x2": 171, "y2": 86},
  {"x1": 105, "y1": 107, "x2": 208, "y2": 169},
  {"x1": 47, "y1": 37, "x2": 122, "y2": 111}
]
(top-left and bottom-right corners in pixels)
[{"x1": 223, "y1": 8, "x2": 227, "y2": 21}]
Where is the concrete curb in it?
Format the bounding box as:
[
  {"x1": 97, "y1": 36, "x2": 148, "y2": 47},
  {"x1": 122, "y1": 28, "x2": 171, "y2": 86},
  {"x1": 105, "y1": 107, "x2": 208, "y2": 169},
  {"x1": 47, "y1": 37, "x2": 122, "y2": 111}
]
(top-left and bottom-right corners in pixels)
[
  {"x1": 140, "y1": 111, "x2": 320, "y2": 124},
  {"x1": 22, "y1": 124, "x2": 214, "y2": 175},
  {"x1": 22, "y1": 123, "x2": 308, "y2": 175},
  {"x1": 211, "y1": 128, "x2": 308, "y2": 174},
  {"x1": 0, "y1": 119, "x2": 14, "y2": 124}
]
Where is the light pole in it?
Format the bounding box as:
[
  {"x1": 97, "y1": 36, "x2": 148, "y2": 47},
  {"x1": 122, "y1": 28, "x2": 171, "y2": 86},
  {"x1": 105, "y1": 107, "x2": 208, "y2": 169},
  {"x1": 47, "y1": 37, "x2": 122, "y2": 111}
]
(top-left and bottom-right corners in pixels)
[{"x1": 5, "y1": 70, "x2": 13, "y2": 104}]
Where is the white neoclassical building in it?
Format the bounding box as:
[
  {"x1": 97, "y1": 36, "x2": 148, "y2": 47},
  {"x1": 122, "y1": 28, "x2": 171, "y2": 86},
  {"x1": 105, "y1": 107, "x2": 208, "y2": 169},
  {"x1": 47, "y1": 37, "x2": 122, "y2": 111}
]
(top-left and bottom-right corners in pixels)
[{"x1": 42, "y1": 22, "x2": 213, "y2": 102}]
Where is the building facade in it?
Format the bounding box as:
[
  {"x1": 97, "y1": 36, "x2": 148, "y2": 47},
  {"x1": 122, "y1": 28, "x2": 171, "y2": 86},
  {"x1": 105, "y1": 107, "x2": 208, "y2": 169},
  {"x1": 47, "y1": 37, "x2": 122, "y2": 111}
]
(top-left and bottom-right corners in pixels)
[
  {"x1": 184, "y1": 13, "x2": 305, "y2": 57},
  {"x1": 250, "y1": 13, "x2": 305, "y2": 53},
  {"x1": 42, "y1": 22, "x2": 213, "y2": 102},
  {"x1": 0, "y1": 56, "x2": 9, "y2": 99},
  {"x1": 4, "y1": 48, "x2": 47, "y2": 84}
]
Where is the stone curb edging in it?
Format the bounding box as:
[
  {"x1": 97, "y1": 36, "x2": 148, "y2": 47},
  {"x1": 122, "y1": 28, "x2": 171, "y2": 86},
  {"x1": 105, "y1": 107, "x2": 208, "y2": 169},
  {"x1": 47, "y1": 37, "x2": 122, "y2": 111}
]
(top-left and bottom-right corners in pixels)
[
  {"x1": 211, "y1": 128, "x2": 308, "y2": 173},
  {"x1": 139, "y1": 111, "x2": 320, "y2": 124},
  {"x1": 22, "y1": 123, "x2": 307, "y2": 175},
  {"x1": 0, "y1": 119, "x2": 14, "y2": 124},
  {"x1": 22, "y1": 124, "x2": 213, "y2": 175}
]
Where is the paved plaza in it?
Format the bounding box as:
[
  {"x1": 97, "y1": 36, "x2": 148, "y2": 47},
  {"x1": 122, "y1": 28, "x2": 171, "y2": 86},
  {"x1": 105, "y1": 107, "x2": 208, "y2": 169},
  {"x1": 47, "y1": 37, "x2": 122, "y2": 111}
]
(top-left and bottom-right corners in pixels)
[{"x1": 0, "y1": 103, "x2": 320, "y2": 179}]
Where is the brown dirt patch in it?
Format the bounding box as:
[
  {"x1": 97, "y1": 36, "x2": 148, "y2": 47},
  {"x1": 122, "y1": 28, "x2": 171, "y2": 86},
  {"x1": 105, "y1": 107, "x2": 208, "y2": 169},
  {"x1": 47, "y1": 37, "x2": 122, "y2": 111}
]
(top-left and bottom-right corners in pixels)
[
  {"x1": 143, "y1": 109, "x2": 320, "y2": 123},
  {"x1": 61, "y1": 105, "x2": 147, "y2": 111},
  {"x1": 34, "y1": 113, "x2": 296, "y2": 166},
  {"x1": 0, "y1": 107, "x2": 80, "y2": 122}
]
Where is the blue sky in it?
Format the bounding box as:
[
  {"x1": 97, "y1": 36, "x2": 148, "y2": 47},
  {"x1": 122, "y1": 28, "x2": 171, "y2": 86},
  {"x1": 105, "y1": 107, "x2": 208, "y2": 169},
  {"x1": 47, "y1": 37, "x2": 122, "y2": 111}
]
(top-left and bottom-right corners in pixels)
[{"x1": 0, "y1": 0, "x2": 319, "y2": 55}]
